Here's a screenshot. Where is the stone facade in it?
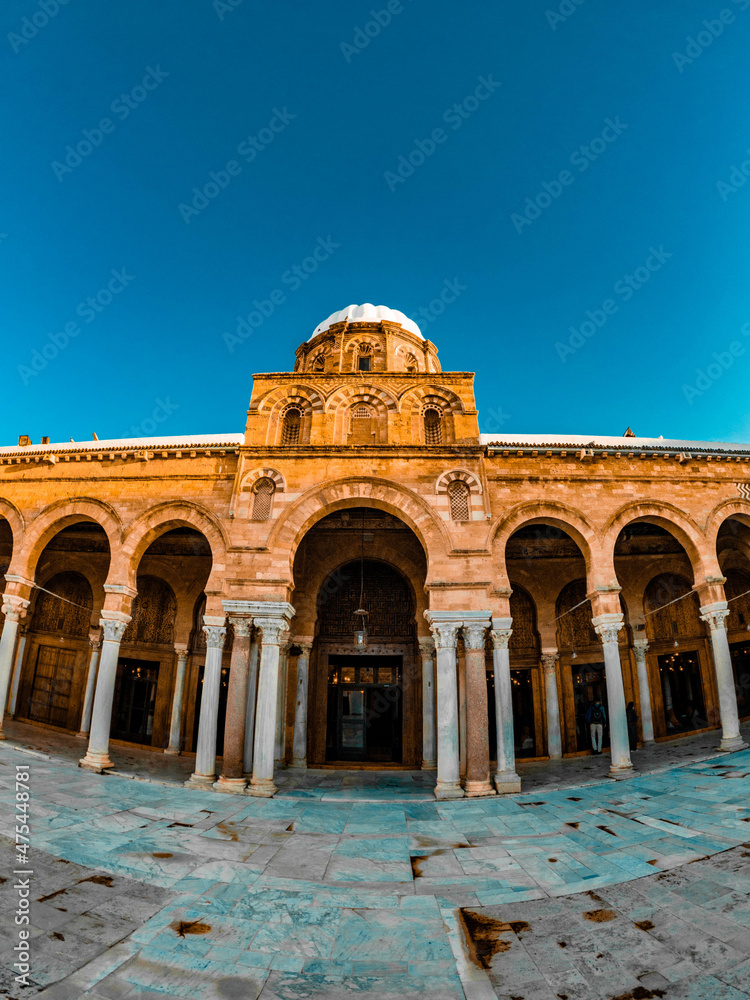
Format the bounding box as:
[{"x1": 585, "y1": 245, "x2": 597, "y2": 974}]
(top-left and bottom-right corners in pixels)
[{"x1": 2, "y1": 304, "x2": 750, "y2": 796}]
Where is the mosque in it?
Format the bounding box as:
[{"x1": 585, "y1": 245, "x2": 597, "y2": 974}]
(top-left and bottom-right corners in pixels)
[{"x1": 1, "y1": 303, "x2": 749, "y2": 798}]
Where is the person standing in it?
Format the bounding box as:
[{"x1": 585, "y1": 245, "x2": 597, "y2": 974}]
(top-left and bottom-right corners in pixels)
[
  {"x1": 585, "y1": 699, "x2": 606, "y2": 753},
  {"x1": 626, "y1": 701, "x2": 638, "y2": 751}
]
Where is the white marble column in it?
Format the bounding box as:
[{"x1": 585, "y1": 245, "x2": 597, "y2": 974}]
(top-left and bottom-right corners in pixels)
[
  {"x1": 419, "y1": 637, "x2": 437, "y2": 770},
  {"x1": 701, "y1": 602, "x2": 748, "y2": 751},
  {"x1": 8, "y1": 627, "x2": 28, "y2": 717},
  {"x1": 632, "y1": 640, "x2": 654, "y2": 743},
  {"x1": 187, "y1": 623, "x2": 227, "y2": 785},
  {"x1": 79, "y1": 616, "x2": 130, "y2": 771},
  {"x1": 164, "y1": 644, "x2": 189, "y2": 754},
  {"x1": 541, "y1": 649, "x2": 562, "y2": 758},
  {"x1": 77, "y1": 630, "x2": 102, "y2": 738},
  {"x1": 249, "y1": 611, "x2": 292, "y2": 797},
  {"x1": 0, "y1": 596, "x2": 29, "y2": 737},
  {"x1": 243, "y1": 638, "x2": 260, "y2": 775},
  {"x1": 274, "y1": 642, "x2": 290, "y2": 767},
  {"x1": 426, "y1": 615, "x2": 463, "y2": 799},
  {"x1": 292, "y1": 641, "x2": 312, "y2": 767},
  {"x1": 592, "y1": 614, "x2": 634, "y2": 778},
  {"x1": 491, "y1": 621, "x2": 521, "y2": 793}
]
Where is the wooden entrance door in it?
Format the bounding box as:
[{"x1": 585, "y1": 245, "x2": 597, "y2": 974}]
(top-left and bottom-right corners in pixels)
[{"x1": 28, "y1": 645, "x2": 76, "y2": 727}]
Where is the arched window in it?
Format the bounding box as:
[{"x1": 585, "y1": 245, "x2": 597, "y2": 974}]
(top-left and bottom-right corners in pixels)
[
  {"x1": 281, "y1": 406, "x2": 301, "y2": 445},
  {"x1": 357, "y1": 344, "x2": 373, "y2": 372},
  {"x1": 448, "y1": 480, "x2": 470, "y2": 522},
  {"x1": 252, "y1": 477, "x2": 275, "y2": 520},
  {"x1": 312, "y1": 353, "x2": 325, "y2": 372},
  {"x1": 423, "y1": 407, "x2": 442, "y2": 445},
  {"x1": 404, "y1": 353, "x2": 418, "y2": 373},
  {"x1": 352, "y1": 404, "x2": 371, "y2": 418}
]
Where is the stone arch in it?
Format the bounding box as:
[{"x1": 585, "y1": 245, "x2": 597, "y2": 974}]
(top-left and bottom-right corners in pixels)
[
  {"x1": 266, "y1": 477, "x2": 451, "y2": 585},
  {"x1": 10, "y1": 498, "x2": 121, "y2": 583},
  {"x1": 399, "y1": 384, "x2": 465, "y2": 415},
  {"x1": 435, "y1": 469, "x2": 482, "y2": 495},
  {"x1": 0, "y1": 498, "x2": 25, "y2": 558},
  {"x1": 706, "y1": 498, "x2": 750, "y2": 552},
  {"x1": 116, "y1": 502, "x2": 227, "y2": 594},
  {"x1": 252, "y1": 384, "x2": 325, "y2": 446},
  {"x1": 604, "y1": 501, "x2": 714, "y2": 584},
  {"x1": 493, "y1": 501, "x2": 605, "y2": 592},
  {"x1": 327, "y1": 385, "x2": 398, "y2": 444},
  {"x1": 241, "y1": 467, "x2": 286, "y2": 492}
]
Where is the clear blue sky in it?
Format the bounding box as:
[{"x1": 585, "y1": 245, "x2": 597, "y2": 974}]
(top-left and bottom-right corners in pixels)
[{"x1": 3, "y1": 0, "x2": 750, "y2": 445}]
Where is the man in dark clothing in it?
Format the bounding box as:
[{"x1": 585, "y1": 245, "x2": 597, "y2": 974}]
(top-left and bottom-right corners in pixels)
[
  {"x1": 585, "y1": 699, "x2": 606, "y2": 753},
  {"x1": 626, "y1": 701, "x2": 638, "y2": 751}
]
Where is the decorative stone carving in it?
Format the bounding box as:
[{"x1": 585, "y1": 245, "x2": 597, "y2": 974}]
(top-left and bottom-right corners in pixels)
[
  {"x1": 490, "y1": 628, "x2": 512, "y2": 650},
  {"x1": 203, "y1": 625, "x2": 227, "y2": 649},
  {"x1": 99, "y1": 618, "x2": 129, "y2": 643},
  {"x1": 700, "y1": 607, "x2": 730, "y2": 632},
  {"x1": 429, "y1": 622, "x2": 460, "y2": 648},
  {"x1": 254, "y1": 618, "x2": 290, "y2": 646},
  {"x1": 229, "y1": 617, "x2": 253, "y2": 639},
  {"x1": 540, "y1": 651, "x2": 559, "y2": 673},
  {"x1": 462, "y1": 623, "x2": 487, "y2": 649}
]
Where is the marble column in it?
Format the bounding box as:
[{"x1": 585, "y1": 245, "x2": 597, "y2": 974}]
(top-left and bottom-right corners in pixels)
[
  {"x1": 243, "y1": 638, "x2": 260, "y2": 775},
  {"x1": 164, "y1": 645, "x2": 189, "y2": 754},
  {"x1": 632, "y1": 640, "x2": 654, "y2": 743},
  {"x1": 700, "y1": 602, "x2": 748, "y2": 751},
  {"x1": 419, "y1": 637, "x2": 437, "y2": 770},
  {"x1": 249, "y1": 616, "x2": 291, "y2": 797},
  {"x1": 463, "y1": 621, "x2": 494, "y2": 796},
  {"x1": 0, "y1": 596, "x2": 29, "y2": 737},
  {"x1": 292, "y1": 641, "x2": 312, "y2": 768},
  {"x1": 592, "y1": 614, "x2": 634, "y2": 778},
  {"x1": 79, "y1": 616, "x2": 130, "y2": 771},
  {"x1": 8, "y1": 627, "x2": 27, "y2": 717},
  {"x1": 77, "y1": 631, "x2": 102, "y2": 738},
  {"x1": 427, "y1": 618, "x2": 463, "y2": 799},
  {"x1": 458, "y1": 655, "x2": 467, "y2": 779},
  {"x1": 274, "y1": 643, "x2": 290, "y2": 767},
  {"x1": 491, "y1": 622, "x2": 521, "y2": 793},
  {"x1": 541, "y1": 650, "x2": 562, "y2": 758},
  {"x1": 187, "y1": 623, "x2": 227, "y2": 786},
  {"x1": 215, "y1": 618, "x2": 252, "y2": 791}
]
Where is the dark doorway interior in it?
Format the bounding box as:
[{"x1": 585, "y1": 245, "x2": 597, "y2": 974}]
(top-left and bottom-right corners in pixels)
[
  {"x1": 111, "y1": 659, "x2": 159, "y2": 745},
  {"x1": 656, "y1": 650, "x2": 707, "y2": 732},
  {"x1": 191, "y1": 662, "x2": 230, "y2": 752},
  {"x1": 572, "y1": 661, "x2": 610, "y2": 752},
  {"x1": 326, "y1": 655, "x2": 402, "y2": 762}
]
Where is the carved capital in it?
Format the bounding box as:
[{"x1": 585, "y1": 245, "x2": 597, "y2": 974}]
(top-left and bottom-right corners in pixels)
[
  {"x1": 1, "y1": 594, "x2": 29, "y2": 622},
  {"x1": 255, "y1": 617, "x2": 290, "y2": 646},
  {"x1": 595, "y1": 624, "x2": 622, "y2": 646},
  {"x1": 100, "y1": 618, "x2": 129, "y2": 643},
  {"x1": 429, "y1": 622, "x2": 460, "y2": 649},
  {"x1": 540, "y1": 651, "x2": 559, "y2": 673},
  {"x1": 229, "y1": 617, "x2": 253, "y2": 639},
  {"x1": 418, "y1": 636, "x2": 435, "y2": 658},
  {"x1": 462, "y1": 622, "x2": 487, "y2": 650},
  {"x1": 203, "y1": 625, "x2": 227, "y2": 649},
  {"x1": 700, "y1": 608, "x2": 729, "y2": 632},
  {"x1": 632, "y1": 640, "x2": 649, "y2": 663},
  {"x1": 490, "y1": 628, "x2": 512, "y2": 650},
  {"x1": 296, "y1": 641, "x2": 313, "y2": 657}
]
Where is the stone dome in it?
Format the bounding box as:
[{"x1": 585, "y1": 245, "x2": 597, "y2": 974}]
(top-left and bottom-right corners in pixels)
[{"x1": 310, "y1": 303, "x2": 422, "y2": 341}]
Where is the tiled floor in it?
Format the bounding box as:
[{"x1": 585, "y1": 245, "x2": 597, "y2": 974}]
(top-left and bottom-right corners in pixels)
[{"x1": 3, "y1": 725, "x2": 750, "y2": 997}]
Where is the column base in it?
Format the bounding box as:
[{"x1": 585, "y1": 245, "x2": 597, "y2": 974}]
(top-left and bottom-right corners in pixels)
[
  {"x1": 494, "y1": 770, "x2": 522, "y2": 794},
  {"x1": 464, "y1": 777, "x2": 496, "y2": 797},
  {"x1": 434, "y1": 780, "x2": 464, "y2": 799},
  {"x1": 291, "y1": 759, "x2": 307, "y2": 769},
  {"x1": 608, "y1": 762, "x2": 636, "y2": 780},
  {"x1": 79, "y1": 753, "x2": 114, "y2": 773},
  {"x1": 185, "y1": 773, "x2": 216, "y2": 787},
  {"x1": 163, "y1": 747, "x2": 181, "y2": 756},
  {"x1": 75, "y1": 731, "x2": 90, "y2": 739},
  {"x1": 213, "y1": 776, "x2": 247, "y2": 793},
  {"x1": 718, "y1": 735, "x2": 749, "y2": 752},
  {"x1": 246, "y1": 778, "x2": 277, "y2": 798},
  {"x1": 421, "y1": 759, "x2": 437, "y2": 771}
]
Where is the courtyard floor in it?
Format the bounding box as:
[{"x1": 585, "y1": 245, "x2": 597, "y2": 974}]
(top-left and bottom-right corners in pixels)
[{"x1": 2, "y1": 723, "x2": 750, "y2": 998}]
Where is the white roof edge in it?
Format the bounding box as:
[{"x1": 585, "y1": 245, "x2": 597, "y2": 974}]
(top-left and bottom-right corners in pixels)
[
  {"x1": 479, "y1": 433, "x2": 750, "y2": 452},
  {"x1": 0, "y1": 433, "x2": 244, "y2": 456}
]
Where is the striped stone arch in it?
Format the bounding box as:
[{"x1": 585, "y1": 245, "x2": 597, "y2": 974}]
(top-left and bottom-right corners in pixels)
[
  {"x1": 399, "y1": 384, "x2": 465, "y2": 415},
  {"x1": 327, "y1": 384, "x2": 398, "y2": 444},
  {"x1": 241, "y1": 467, "x2": 286, "y2": 493},
  {"x1": 253, "y1": 384, "x2": 325, "y2": 416},
  {"x1": 435, "y1": 469, "x2": 482, "y2": 495},
  {"x1": 0, "y1": 498, "x2": 25, "y2": 557},
  {"x1": 394, "y1": 344, "x2": 422, "y2": 371},
  {"x1": 343, "y1": 333, "x2": 381, "y2": 354}
]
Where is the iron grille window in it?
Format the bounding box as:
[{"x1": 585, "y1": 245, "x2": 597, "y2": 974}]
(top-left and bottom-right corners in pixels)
[
  {"x1": 352, "y1": 405, "x2": 371, "y2": 418},
  {"x1": 424, "y1": 407, "x2": 443, "y2": 445},
  {"x1": 448, "y1": 480, "x2": 470, "y2": 521},
  {"x1": 252, "y1": 478, "x2": 275, "y2": 520},
  {"x1": 281, "y1": 407, "x2": 301, "y2": 445}
]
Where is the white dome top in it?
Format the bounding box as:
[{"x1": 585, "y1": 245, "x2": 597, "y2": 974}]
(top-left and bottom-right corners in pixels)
[{"x1": 310, "y1": 303, "x2": 422, "y2": 341}]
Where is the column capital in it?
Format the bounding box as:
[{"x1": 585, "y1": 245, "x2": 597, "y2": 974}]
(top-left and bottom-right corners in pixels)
[
  {"x1": 490, "y1": 628, "x2": 512, "y2": 650},
  {"x1": 429, "y1": 621, "x2": 461, "y2": 649},
  {"x1": 592, "y1": 612, "x2": 624, "y2": 645},
  {"x1": 255, "y1": 617, "x2": 290, "y2": 646},
  {"x1": 88, "y1": 628, "x2": 102, "y2": 652},
  {"x1": 99, "y1": 617, "x2": 129, "y2": 643},
  {"x1": 462, "y1": 622, "x2": 488, "y2": 650},
  {"x1": 203, "y1": 625, "x2": 227, "y2": 649},
  {"x1": 295, "y1": 640, "x2": 313, "y2": 656},
  {"x1": 700, "y1": 601, "x2": 730, "y2": 632},
  {"x1": 632, "y1": 638, "x2": 649, "y2": 661},
  {"x1": 540, "y1": 649, "x2": 559, "y2": 672},
  {"x1": 228, "y1": 616, "x2": 253, "y2": 639},
  {"x1": 418, "y1": 636, "x2": 435, "y2": 656},
  {"x1": 174, "y1": 642, "x2": 190, "y2": 656},
  {"x1": 2, "y1": 594, "x2": 30, "y2": 622}
]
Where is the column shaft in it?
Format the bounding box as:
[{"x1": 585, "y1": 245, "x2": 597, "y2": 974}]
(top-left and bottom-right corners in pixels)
[
  {"x1": 216, "y1": 620, "x2": 252, "y2": 790},
  {"x1": 419, "y1": 639, "x2": 437, "y2": 770},
  {"x1": 463, "y1": 622, "x2": 494, "y2": 796},
  {"x1": 77, "y1": 635, "x2": 102, "y2": 737},
  {"x1": 633, "y1": 641, "x2": 654, "y2": 743},
  {"x1": 249, "y1": 616, "x2": 290, "y2": 797},
  {"x1": 542, "y1": 651, "x2": 562, "y2": 758},
  {"x1": 274, "y1": 645, "x2": 289, "y2": 766},
  {"x1": 243, "y1": 640, "x2": 260, "y2": 775},
  {"x1": 0, "y1": 597, "x2": 27, "y2": 736},
  {"x1": 491, "y1": 625, "x2": 521, "y2": 793},
  {"x1": 428, "y1": 619, "x2": 463, "y2": 799},
  {"x1": 79, "y1": 617, "x2": 129, "y2": 771},
  {"x1": 8, "y1": 631, "x2": 27, "y2": 717},
  {"x1": 165, "y1": 648, "x2": 189, "y2": 754},
  {"x1": 188, "y1": 624, "x2": 227, "y2": 785},
  {"x1": 593, "y1": 615, "x2": 633, "y2": 777},
  {"x1": 458, "y1": 656, "x2": 467, "y2": 779},
  {"x1": 292, "y1": 644, "x2": 311, "y2": 767},
  {"x1": 701, "y1": 604, "x2": 747, "y2": 751}
]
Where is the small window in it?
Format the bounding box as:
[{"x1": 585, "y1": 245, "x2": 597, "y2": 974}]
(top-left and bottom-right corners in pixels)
[
  {"x1": 404, "y1": 353, "x2": 418, "y2": 373},
  {"x1": 312, "y1": 354, "x2": 325, "y2": 372},
  {"x1": 424, "y1": 407, "x2": 442, "y2": 445},
  {"x1": 448, "y1": 480, "x2": 470, "y2": 522},
  {"x1": 252, "y1": 478, "x2": 275, "y2": 520},
  {"x1": 358, "y1": 355, "x2": 371, "y2": 371},
  {"x1": 281, "y1": 407, "x2": 301, "y2": 445},
  {"x1": 352, "y1": 405, "x2": 371, "y2": 418}
]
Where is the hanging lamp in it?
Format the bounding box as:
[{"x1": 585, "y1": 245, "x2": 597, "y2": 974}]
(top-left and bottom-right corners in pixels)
[{"x1": 353, "y1": 509, "x2": 369, "y2": 650}]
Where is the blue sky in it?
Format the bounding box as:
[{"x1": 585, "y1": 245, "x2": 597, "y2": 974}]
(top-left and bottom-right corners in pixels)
[{"x1": 3, "y1": 0, "x2": 750, "y2": 445}]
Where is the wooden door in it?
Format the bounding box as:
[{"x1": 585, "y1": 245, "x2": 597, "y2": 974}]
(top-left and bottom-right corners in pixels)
[{"x1": 28, "y1": 645, "x2": 76, "y2": 727}]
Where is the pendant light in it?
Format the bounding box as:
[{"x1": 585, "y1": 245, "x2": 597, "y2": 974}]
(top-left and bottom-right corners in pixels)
[{"x1": 353, "y1": 509, "x2": 368, "y2": 650}]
